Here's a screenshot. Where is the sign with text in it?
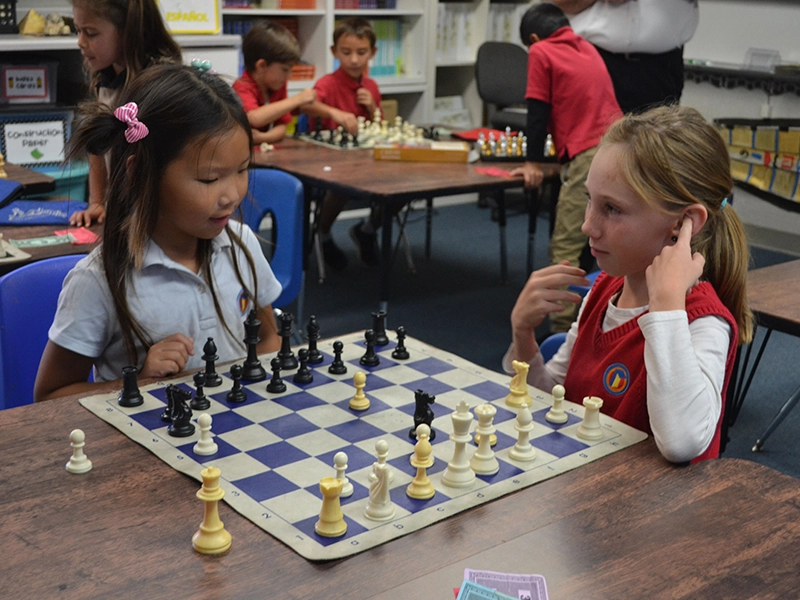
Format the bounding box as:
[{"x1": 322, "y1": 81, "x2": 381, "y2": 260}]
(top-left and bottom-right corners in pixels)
[
  {"x1": 1, "y1": 119, "x2": 66, "y2": 166},
  {"x1": 157, "y1": 0, "x2": 220, "y2": 34},
  {"x1": 2, "y1": 65, "x2": 54, "y2": 104}
]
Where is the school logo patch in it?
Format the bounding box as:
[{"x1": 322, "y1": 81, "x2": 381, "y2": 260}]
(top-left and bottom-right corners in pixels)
[
  {"x1": 603, "y1": 363, "x2": 630, "y2": 396},
  {"x1": 237, "y1": 289, "x2": 249, "y2": 316}
]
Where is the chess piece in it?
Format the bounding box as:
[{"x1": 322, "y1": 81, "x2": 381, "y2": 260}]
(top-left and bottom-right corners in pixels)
[
  {"x1": 160, "y1": 386, "x2": 175, "y2": 423},
  {"x1": 203, "y1": 337, "x2": 223, "y2": 387},
  {"x1": 66, "y1": 429, "x2": 92, "y2": 474},
  {"x1": 191, "y1": 372, "x2": 210, "y2": 411},
  {"x1": 375, "y1": 436, "x2": 394, "y2": 484},
  {"x1": 277, "y1": 312, "x2": 298, "y2": 370},
  {"x1": 406, "y1": 424, "x2": 435, "y2": 500},
  {"x1": 0, "y1": 152, "x2": 6, "y2": 178},
  {"x1": 505, "y1": 360, "x2": 532, "y2": 408},
  {"x1": 241, "y1": 309, "x2": 267, "y2": 382},
  {"x1": 349, "y1": 371, "x2": 370, "y2": 411},
  {"x1": 577, "y1": 396, "x2": 605, "y2": 441},
  {"x1": 293, "y1": 349, "x2": 314, "y2": 384},
  {"x1": 328, "y1": 340, "x2": 347, "y2": 375},
  {"x1": 315, "y1": 477, "x2": 347, "y2": 537},
  {"x1": 226, "y1": 364, "x2": 248, "y2": 403},
  {"x1": 359, "y1": 329, "x2": 380, "y2": 367},
  {"x1": 306, "y1": 316, "x2": 323, "y2": 364},
  {"x1": 391, "y1": 326, "x2": 409, "y2": 360},
  {"x1": 441, "y1": 401, "x2": 476, "y2": 488},
  {"x1": 168, "y1": 385, "x2": 195, "y2": 437},
  {"x1": 266, "y1": 357, "x2": 287, "y2": 394},
  {"x1": 192, "y1": 466, "x2": 232, "y2": 555},
  {"x1": 333, "y1": 451, "x2": 354, "y2": 498},
  {"x1": 372, "y1": 310, "x2": 389, "y2": 346},
  {"x1": 364, "y1": 440, "x2": 395, "y2": 521},
  {"x1": 409, "y1": 389, "x2": 436, "y2": 441},
  {"x1": 545, "y1": 384, "x2": 568, "y2": 424},
  {"x1": 470, "y1": 404, "x2": 499, "y2": 475},
  {"x1": 118, "y1": 365, "x2": 143, "y2": 407},
  {"x1": 509, "y1": 406, "x2": 536, "y2": 462},
  {"x1": 193, "y1": 413, "x2": 218, "y2": 456}
]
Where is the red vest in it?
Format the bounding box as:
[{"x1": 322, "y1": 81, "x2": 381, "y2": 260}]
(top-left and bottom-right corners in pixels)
[{"x1": 563, "y1": 272, "x2": 738, "y2": 462}]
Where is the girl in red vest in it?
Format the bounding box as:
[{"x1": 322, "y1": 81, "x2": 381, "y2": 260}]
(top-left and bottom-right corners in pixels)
[{"x1": 506, "y1": 105, "x2": 753, "y2": 463}]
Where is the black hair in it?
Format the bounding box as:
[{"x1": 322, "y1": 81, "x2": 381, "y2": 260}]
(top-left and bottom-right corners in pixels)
[{"x1": 519, "y1": 3, "x2": 570, "y2": 45}]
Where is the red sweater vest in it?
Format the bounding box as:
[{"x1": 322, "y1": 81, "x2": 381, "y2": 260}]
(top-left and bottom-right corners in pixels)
[{"x1": 563, "y1": 272, "x2": 738, "y2": 462}]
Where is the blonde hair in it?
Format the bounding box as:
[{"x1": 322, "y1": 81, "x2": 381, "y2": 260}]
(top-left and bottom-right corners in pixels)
[{"x1": 601, "y1": 105, "x2": 753, "y2": 344}]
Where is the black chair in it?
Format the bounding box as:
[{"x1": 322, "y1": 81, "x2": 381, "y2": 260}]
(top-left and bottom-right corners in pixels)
[{"x1": 475, "y1": 41, "x2": 528, "y2": 132}]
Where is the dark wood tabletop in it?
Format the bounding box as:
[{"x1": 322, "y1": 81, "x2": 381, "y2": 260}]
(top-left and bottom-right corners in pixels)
[
  {"x1": 0, "y1": 223, "x2": 102, "y2": 276},
  {"x1": 747, "y1": 258, "x2": 800, "y2": 337},
  {"x1": 3, "y1": 393, "x2": 799, "y2": 599},
  {"x1": 6, "y1": 163, "x2": 57, "y2": 196}
]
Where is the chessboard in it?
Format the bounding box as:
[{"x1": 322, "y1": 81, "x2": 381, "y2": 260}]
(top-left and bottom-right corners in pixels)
[
  {"x1": 79, "y1": 332, "x2": 648, "y2": 561},
  {"x1": 297, "y1": 114, "x2": 429, "y2": 151}
]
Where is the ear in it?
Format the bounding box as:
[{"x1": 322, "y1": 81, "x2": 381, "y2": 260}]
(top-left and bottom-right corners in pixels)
[
  {"x1": 530, "y1": 33, "x2": 541, "y2": 45},
  {"x1": 368, "y1": 45, "x2": 377, "y2": 59},
  {"x1": 330, "y1": 44, "x2": 337, "y2": 57},
  {"x1": 253, "y1": 58, "x2": 267, "y2": 73},
  {"x1": 673, "y1": 204, "x2": 708, "y2": 239}
]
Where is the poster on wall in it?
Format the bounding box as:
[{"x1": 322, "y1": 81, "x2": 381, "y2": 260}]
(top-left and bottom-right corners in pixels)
[
  {"x1": 1, "y1": 118, "x2": 67, "y2": 167},
  {"x1": 156, "y1": 0, "x2": 220, "y2": 35}
]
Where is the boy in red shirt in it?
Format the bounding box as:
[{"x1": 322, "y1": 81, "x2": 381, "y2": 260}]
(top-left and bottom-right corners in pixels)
[{"x1": 233, "y1": 21, "x2": 316, "y2": 146}]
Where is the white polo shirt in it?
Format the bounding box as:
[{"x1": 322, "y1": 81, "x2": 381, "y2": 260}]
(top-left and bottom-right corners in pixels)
[{"x1": 49, "y1": 222, "x2": 282, "y2": 382}]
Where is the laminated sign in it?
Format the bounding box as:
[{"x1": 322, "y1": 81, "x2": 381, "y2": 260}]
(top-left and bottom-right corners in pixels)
[
  {"x1": 157, "y1": 0, "x2": 220, "y2": 34},
  {"x1": 1, "y1": 118, "x2": 66, "y2": 166}
]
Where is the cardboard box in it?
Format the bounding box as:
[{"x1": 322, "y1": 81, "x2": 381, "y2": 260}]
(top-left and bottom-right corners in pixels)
[
  {"x1": 373, "y1": 141, "x2": 470, "y2": 164},
  {"x1": 754, "y1": 126, "x2": 779, "y2": 152}
]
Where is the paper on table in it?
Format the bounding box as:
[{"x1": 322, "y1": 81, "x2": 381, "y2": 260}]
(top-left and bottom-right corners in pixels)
[{"x1": 464, "y1": 569, "x2": 549, "y2": 600}]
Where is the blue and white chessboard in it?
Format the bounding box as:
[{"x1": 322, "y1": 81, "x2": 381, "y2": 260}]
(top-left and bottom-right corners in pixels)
[{"x1": 80, "y1": 332, "x2": 647, "y2": 561}]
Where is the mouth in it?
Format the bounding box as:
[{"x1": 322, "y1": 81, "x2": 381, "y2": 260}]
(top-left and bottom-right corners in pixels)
[
  {"x1": 210, "y1": 214, "x2": 231, "y2": 227},
  {"x1": 590, "y1": 246, "x2": 608, "y2": 257}
]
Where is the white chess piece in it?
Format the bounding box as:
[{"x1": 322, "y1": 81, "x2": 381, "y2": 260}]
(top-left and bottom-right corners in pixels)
[
  {"x1": 505, "y1": 360, "x2": 532, "y2": 408},
  {"x1": 470, "y1": 404, "x2": 499, "y2": 475},
  {"x1": 193, "y1": 413, "x2": 218, "y2": 456},
  {"x1": 364, "y1": 440, "x2": 395, "y2": 521},
  {"x1": 66, "y1": 429, "x2": 92, "y2": 474},
  {"x1": 442, "y1": 401, "x2": 476, "y2": 488},
  {"x1": 545, "y1": 384, "x2": 569, "y2": 424},
  {"x1": 409, "y1": 423, "x2": 434, "y2": 468},
  {"x1": 576, "y1": 396, "x2": 605, "y2": 441},
  {"x1": 375, "y1": 437, "x2": 394, "y2": 483},
  {"x1": 334, "y1": 451, "x2": 354, "y2": 498},
  {"x1": 509, "y1": 406, "x2": 536, "y2": 462}
]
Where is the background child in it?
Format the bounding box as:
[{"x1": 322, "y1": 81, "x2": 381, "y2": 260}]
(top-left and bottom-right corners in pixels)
[
  {"x1": 233, "y1": 20, "x2": 317, "y2": 146},
  {"x1": 303, "y1": 17, "x2": 383, "y2": 270},
  {"x1": 505, "y1": 105, "x2": 753, "y2": 464},
  {"x1": 509, "y1": 3, "x2": 621, "y2": 334},
  {"x1": 35, "y1": 64, "x2": 282, "y2": 402},
  {"x1": 69, "y1": 0, "x2": 182, "y2": 228}
]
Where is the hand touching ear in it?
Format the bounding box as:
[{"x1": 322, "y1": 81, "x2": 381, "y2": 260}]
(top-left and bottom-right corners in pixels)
[{"x1": 646, "y1": 217, "x2": 705, "y2": 312}]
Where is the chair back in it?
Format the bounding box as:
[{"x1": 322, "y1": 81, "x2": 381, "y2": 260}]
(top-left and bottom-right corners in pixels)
[
  {"x1": 240, "y1": 169, "x2": 304, "y2": 309},
  {"x1": 475, "y1": 42, "x2": 528, "y2": 108},
  {"x1": 0, "y1": 254, "x2": 84, "y2": 409},
  {"x1": 540, "y1": 332, "x2": 568, "y2": 363}
]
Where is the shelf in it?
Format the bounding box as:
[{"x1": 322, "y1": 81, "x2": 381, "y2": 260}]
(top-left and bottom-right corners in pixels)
[
  {"x1": 685, "y1": 62, "x2": 800, "y2": 97},
  {"x1": 221, "y1": 8, "x2": 326, "y2": 16},
  {"x1": 0, "y1": 33, "x2": 241, "y2": 52},
  {"x1": 334, "y1": 9, "x2": 424, "y2": 16}
]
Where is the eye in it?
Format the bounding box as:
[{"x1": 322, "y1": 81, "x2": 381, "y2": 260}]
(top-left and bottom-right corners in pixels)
[
  {"x1": 198, "y1": 178, "x2": 218, "y2": 184},
  {"x1": 605, "y1": 203, "x2": 620, "y2": 215}
]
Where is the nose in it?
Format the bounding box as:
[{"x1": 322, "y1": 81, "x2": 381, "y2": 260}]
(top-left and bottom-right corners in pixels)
[
  {"x1": 77, "y1": 32, "x2": 87, "y2": 49},
  {"x1": 581, "y1": 202, "x2": 597, "y2": 238},
  {"x1": 220, "y1": 174, "x2": 245, "y2": 209}
]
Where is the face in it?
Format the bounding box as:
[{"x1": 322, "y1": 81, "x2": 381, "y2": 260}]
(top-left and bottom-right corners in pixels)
[
  {"x1": 73, "y1": 5, "x2": 125, "y2": 74},
  {"x1": 155, "y1": 127, "x2": 251, "y2": 253},
  {"x1": 582, "y1": 144, "x2": 678, "y2": 279},
  {"x1": 255, "y1": 60, "x2": 293, "y2": 93},
  {"x1": 331, "y1": 34, "x2": 376, "y2": 80}
]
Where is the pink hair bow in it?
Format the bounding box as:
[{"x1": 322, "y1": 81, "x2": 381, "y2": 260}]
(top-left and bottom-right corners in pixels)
[{"x1": 113, "y1": 102, "x2": 149, "y2": 143}]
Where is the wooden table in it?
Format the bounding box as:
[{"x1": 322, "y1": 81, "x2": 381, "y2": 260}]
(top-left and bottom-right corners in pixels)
[
  {"x1": 253, "y1": 140, "x2": 559, "y2": 309},
  {"x1": 0, "y1": 223, "x2": 102, "y2": 276},
  {"x1": 3, "y1": 395, "x2": 799, "y2": 599},
  {"x1": 6, "y1": 163, "x2": 57, "y2": 196}
]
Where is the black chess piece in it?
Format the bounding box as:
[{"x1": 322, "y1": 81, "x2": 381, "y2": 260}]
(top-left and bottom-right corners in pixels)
[
  {"x1": 293, "y1": 349, "x2": 314, "y2": 384},
  {"x1": 226, "y1": 364, "x2": 248, "y2": 403},
  {"x1": 118, "y1": 365, "x2": 143, "y2": 407},
  {"x1": 167, "y1": 385, "x2": 196, "y2": 437},
  {"x1": 306, "y1": 315, "x2": 323, "y2": 364},
  {"x1": 392, "y1": 326, "x2": 410, "y2": 360},
  {"x1": 372, "y1": 310, "x2": 389, "y2": 346},
  {"x1": 191, "y1": 371, "x2": 210, "y2": 411},
  {"x1": 360, "y1": 329, "x2": 380, "y2": 367},
  {"x1": 409, "y1": 389, "x2": 436, "y2": 442},
  {"x1": 313, "y1": 117, "x2": 323, "y2": 141},
  {"x1": 241, "y1": 309, "x2": 267, "y2": 382},
  {"x1": 160, "y1": 387, "x2": 174, "y2": 423},
  {"x1": 339, "y1": 131, "x2": 349, "y2": 148},
  {"x1": 267, "y1": 357, "x2": 287, "y2": 394},
  {"x1": 277, "y1": 312, "x2": 298, "y2": 370},
  {"x1": 352, "y1": 133, "x2": 359, "y2": 147},
  {"x1": 203, "y1": 337, "x2": 223, "y2": 387},
  {"x1": 328, "y1": 340, "x2": 347, "y2": 375},
  {"x1": 328, "y1": 127, "x2": 337, "y2": 144}
]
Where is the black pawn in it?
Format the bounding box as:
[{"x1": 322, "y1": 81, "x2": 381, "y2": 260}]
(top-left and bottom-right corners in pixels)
[
  {"x1": 241, "y1": 309, "x2": 266, "y2": 382},
  {"x1": 168, "y1": 385, "x2": 195, "y2": 437},
  {"x1": 118, "y1": 365, "x2": 143, "y2": 407},
  {"x1": 392, "y1": 326, "x2": 410, "y2": 360},
  {"x1": 372, "y1": 310, "x2": 389, "y2": 346},
  {"x1": 293, "y1": 349, "x2": 314, "y2": 384},
  {"x1": 267, "y1": 357, "x2": 287, "y2": 394},
  {"x1": 328, "y1": 340, "x2": 347, "y2": 375},
  {"x1": 360, "y1": 329, "x2": 380, "y2": 367},
  {"x1": 352, "y1": 133, "x2": 359, "y2": 147},
  {"x1": 277, "y1": 312, "x2": 298, "y2": 370},
  {"x1": 340, "y1": 132, "x2": 349, "y2": 148},
  {"x1": 328, "y1": 127, "x2": 337, "y2": 144},
  {"x1": 191, "y1": 371, "x2": 210, "y2": 411},
  {"x1": 226, "y1": 364, "x2": 248, "y2": 403},
  {"x1": 306, "y1": 316, "x2": 323, "y2": 364},
  {"x1": 203, "y1": 337, "x2": 223, "y2": 387}
]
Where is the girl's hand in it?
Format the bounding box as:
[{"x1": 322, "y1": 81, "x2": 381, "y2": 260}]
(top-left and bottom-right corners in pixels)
[
  {"x1": 141, "y1": 333, "x2": 195, "y2": 379},
  {"x1": 646, "y1": 217, "x2": 705, "y2": 312},
  {"x1": 69, "y1": 203, "x2": 106, "y2": 227},
  {"x1": 511, "y1": 262, "x2": 589, "y2": 332},
  {"x1": 356, "y1": 88, "x2": 377, "y2": 115}
]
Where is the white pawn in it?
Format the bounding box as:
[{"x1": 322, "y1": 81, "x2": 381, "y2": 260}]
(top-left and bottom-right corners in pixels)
[
  {"x1": 409, "y1": 422, "x2": 434, "y2": 468},
  {"x1": 334, "y1": 451, "x2": 354, "y2": 498},
  {"x1": 509, "y1": 406, "x2": 536, "y2": 462},
  {"x1": 66, "y1": 429, "x2": 92, "y2": 474},
  {"x1": 576, "y1": 396, "x2": 605, "y2": 441},
  {"x1": 545, "y1": 384, "x2": 568, "y2": 424},
  {"x1": 193, "y1": 413, "x2": 218, "y2": 456}
]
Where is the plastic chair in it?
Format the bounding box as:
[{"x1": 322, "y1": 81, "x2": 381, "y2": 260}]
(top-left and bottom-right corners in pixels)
[
  {"x1": 569, "y1": 269, "x2": 601, "y2": 297},
  {"x1": 0, "y1": 254, "x2": 84, "y2": 409},
  {"x1": 540, "y1": 332, "x2": 568, "y2": 362},
  {"x1": 240, "y1": 169, "x2": 305, "y2": 311},
  {"x1": 475, "y1": 42, "x2": 529, "y2": 132}
]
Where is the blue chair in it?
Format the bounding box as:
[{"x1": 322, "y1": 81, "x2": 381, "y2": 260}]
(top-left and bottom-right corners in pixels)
[
  {"x1": 240, "y1": 169, "x2": 305, "y2": 311},
  {"x1": 568, "y1": 269, "x2": 601, "y2": 297},
  {"x1": 540, "y1": 332, "x2": 568, "y2": 362},
  {"x1": 0, "y1": 254, "x2": 84, "y2": 409}
]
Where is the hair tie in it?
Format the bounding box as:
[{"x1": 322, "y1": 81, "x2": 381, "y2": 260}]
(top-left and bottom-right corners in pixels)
[
  {"x1": 191, "y1": 58, "x2": 213, "y2": 73},
  {"x1": 113, "y1": 102, "x2": 149, "y2": 143},
  {"x1": 720, "y1": 197, "x2": 729, "y2": 209}
]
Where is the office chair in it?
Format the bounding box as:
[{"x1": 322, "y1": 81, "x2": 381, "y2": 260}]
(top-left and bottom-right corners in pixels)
[
  {"x1": 0, "y1": 254, "x2": 84, "y2": 409},
  {"x1": 475, "y1": 42, "x2": 529, "y2": 132}
]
